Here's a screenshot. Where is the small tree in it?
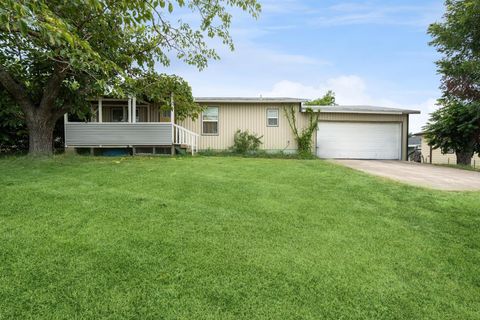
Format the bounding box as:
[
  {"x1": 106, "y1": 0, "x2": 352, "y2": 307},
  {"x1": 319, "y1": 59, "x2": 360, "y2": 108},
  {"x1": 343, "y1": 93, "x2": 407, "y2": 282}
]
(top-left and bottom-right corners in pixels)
[{"x1": 424, "y1": 98, "x2": 480, "y2": 165}]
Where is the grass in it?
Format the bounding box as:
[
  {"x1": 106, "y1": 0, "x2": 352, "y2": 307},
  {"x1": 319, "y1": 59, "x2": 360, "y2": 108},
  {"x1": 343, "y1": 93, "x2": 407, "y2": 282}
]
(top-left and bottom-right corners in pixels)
[
  {"x1": 197, "y1": 149, "x2": 316, "y2": 159},
  {"x1": 436, "y1": 163, "x2": 480, "y2": 172},
  {"x1": 1, "y1": 155, "x2": 479, "y2": 319}
]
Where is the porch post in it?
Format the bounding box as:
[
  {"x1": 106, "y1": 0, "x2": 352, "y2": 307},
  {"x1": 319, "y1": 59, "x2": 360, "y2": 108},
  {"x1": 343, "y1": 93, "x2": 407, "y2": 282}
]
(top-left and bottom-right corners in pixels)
[
  {"x1": 170, "y1": 92, "x2": 175, "y2": 124},
  {"x1": 98, "y1": 98, "x2": 103, "y2": 123},
  {"x1": 171, "y1": 92, "x2": 175, "y2": 154},
  {"x1": 64, "y1": 113, "x2": 68, "y2": 148},
  {"x1": 128, "y1": 98, "x2": 132, "y2": 123},
  {"x1": 132, "y1": 96, "x2": 137, "y2": 123}
]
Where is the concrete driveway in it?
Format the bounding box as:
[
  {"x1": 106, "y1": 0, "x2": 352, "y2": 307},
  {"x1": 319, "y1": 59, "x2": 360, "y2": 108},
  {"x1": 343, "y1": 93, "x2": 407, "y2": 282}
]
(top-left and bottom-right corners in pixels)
[{"x1": 334, "y1": 160, "x2": 480, "y2": 191}]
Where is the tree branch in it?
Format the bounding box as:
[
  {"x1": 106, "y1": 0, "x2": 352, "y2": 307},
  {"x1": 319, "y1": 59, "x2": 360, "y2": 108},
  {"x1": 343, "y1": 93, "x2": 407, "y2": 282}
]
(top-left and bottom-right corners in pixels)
[
  {"x1": 0, "y1": 67, "x2": 35, "y2": 116},
  {"x1": 39, "y1": 62, "x2": 69, "y2": 111}
]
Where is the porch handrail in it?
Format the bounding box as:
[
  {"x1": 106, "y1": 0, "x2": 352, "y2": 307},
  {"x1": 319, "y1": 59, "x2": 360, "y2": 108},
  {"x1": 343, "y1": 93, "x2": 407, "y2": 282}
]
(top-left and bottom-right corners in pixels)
[{"x1": 173, "y1": 124, "x2": 199, "y2": 155}]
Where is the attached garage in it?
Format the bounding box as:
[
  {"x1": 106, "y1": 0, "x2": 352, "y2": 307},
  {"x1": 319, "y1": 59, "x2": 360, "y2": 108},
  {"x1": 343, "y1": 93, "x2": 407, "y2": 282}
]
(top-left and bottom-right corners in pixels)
[
  {"x1": 317, "y1": 122, "x2": 402, "y2": 160},
  {"x1": 302, "y1": 105, "x2": 420, "y2": 161}
]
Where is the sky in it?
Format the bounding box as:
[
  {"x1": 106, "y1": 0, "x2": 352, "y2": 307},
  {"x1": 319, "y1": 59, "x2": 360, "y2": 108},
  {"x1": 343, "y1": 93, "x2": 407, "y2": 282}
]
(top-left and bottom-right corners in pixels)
[{"x1": 164, "y1": 0, "x2": 446, "y2": 133}]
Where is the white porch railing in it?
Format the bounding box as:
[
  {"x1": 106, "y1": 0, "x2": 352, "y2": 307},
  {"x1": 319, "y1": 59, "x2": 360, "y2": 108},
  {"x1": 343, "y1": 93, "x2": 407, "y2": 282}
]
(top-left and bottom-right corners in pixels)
[{"x1": 173, "y1": 124, "x2": 199, "y2": 155}]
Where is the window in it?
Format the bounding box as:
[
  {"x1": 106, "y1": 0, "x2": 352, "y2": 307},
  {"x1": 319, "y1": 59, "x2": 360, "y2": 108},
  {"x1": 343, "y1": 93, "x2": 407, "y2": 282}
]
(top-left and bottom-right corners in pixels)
[
  {"x1": 267, "y1": 108, "x2": 279, "y2": 127},
  {"x1": 202, "y1": 107, "x2": 219, "y2": 134},
  {"x1": 161, "y1": 109, "x2": 171, "y2": 118},
  {"x1": 111, "y1": 107, "x2": 124, "y2": 122}
]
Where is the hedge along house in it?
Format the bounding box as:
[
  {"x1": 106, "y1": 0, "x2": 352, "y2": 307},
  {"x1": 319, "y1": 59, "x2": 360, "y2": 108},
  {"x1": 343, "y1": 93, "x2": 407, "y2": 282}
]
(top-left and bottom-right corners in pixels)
[{"x1": 64, "y1": 97, "x2": 419, "y2": 160}]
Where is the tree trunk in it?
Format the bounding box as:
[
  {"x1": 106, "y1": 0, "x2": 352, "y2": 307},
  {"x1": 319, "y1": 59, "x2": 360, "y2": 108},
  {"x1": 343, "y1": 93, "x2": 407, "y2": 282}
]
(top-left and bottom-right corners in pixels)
[
  {"x1": 26, "y1": 112, "x2": 55, "y2": 156},
  {"x1": 456, "y1": 151, "x2": 473, "y2": 166}
]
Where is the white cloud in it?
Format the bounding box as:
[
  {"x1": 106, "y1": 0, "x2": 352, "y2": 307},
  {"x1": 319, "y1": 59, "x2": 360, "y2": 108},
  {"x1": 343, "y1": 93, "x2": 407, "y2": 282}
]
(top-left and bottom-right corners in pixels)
[
  {"x1": 407, "y1": 98, "x2": 439, "y2": 133},
  {"x1": 260, "y1": 0, "x2": 313, "y2": 14},
  {"x1": 261, "y1": 76, "x2": 439, "y2": 133},
  {"x1": 310, "y1": 2, "x2": 443, "y2": 28},
  {"x1": 261, "y1": 75, "x2": 373, "y2": 104}
]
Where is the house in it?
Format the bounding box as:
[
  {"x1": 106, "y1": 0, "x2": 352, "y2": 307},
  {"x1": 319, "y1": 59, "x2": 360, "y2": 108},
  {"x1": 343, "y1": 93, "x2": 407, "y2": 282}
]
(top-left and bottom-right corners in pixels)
[
  {"x1": 64, "y1": 97, "x2": 420, "y2": 160},
  {"x1": 414, "y1": 132, "x2": 480, "y2": 165}
]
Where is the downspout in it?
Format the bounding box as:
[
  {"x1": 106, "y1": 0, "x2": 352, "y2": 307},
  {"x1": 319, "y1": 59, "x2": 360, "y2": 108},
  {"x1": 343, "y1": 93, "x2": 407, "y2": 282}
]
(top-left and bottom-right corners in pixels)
[{"x1": 405, "y1": 114, "x2": 409, "y2": 161}]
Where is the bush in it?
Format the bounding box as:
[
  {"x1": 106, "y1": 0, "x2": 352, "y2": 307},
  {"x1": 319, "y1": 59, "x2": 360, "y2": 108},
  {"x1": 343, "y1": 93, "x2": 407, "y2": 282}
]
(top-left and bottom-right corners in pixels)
[{"x1": 231, "y1": 130, "x2": 263, "y2": 154}]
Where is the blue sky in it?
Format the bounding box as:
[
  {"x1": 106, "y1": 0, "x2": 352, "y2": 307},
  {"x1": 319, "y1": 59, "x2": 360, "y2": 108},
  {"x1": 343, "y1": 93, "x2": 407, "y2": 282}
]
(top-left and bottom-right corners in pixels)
[{"x1": 165, "y1": 0, "x2": 445, "y2": 132}]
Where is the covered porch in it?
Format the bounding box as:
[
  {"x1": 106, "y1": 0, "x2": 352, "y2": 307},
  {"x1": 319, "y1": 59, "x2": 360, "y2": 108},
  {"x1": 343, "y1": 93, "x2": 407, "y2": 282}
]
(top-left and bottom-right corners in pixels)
[{"x1": 64, "y1": 97, "x2": 199, "y2": 155}]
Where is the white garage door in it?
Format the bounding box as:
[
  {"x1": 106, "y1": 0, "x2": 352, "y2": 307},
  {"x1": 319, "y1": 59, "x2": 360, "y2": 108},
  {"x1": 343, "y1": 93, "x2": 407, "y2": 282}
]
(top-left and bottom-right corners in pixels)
[{"x1": 316, "y1": 122, "x2": 402, "y2": 159}]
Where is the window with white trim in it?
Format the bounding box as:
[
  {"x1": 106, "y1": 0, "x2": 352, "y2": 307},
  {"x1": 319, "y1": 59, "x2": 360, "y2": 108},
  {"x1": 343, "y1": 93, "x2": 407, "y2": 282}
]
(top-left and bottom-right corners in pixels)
[
  {"x1": 202, "y1": 107, "x2": 219, "y2": 134},
  {"x1": 267, "y1": 108, "x2": 279, "y2": 127},
  {"x1": 111, "y1": 107, "x2": 125, "y2": 122}
]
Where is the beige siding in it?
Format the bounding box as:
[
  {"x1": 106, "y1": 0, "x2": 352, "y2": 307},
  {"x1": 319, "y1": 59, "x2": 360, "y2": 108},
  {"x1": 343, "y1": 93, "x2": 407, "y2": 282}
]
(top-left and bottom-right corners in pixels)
[
  {"x1": 180, "y1": 103, "x2": 304, "y2": 152},
  {"x1": 420, "y1": 136, "x2": 480, "y2": 165},
  {"x1": 180, "y1": 103, "x2": 409, "y2": 159}
]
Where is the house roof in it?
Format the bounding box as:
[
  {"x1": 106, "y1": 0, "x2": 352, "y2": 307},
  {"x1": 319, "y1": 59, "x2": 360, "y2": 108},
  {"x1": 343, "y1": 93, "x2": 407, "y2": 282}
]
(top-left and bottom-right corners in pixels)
[
  {"x1": 301, "y1": 105, "x2": 421, "y2": 115},
  {"x1": 194, "y1": 97, "x2": 308, "y2": 103}
]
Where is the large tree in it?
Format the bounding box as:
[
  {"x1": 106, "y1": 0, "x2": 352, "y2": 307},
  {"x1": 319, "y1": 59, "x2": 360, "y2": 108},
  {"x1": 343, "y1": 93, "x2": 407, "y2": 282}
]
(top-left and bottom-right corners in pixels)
[
  {"x1": 426, "y1": 0, "x2": 480, "y2": 164},
  {"x1": 0, "y1": 0, "x2": 260, "y2": 155},
  {"x1": 428, "y1": 0, "x2": 480, "y2": 101}
]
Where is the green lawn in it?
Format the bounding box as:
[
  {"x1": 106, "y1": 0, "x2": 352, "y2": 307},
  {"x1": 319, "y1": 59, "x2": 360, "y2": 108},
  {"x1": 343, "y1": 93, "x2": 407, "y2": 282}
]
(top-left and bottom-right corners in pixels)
[
  {"x1": 437, "y1": 163, "x2": 480, "y2": 172},
  {"x1": 1, "y1": 156, "x2": 479, "y2": 319}
]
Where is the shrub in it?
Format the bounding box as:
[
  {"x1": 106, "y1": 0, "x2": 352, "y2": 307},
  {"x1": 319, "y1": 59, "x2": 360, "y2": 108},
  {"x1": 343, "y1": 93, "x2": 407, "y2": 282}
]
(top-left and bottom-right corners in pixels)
[{"x1": 231, "y1": 130, "x2": 263, "y2": 154}]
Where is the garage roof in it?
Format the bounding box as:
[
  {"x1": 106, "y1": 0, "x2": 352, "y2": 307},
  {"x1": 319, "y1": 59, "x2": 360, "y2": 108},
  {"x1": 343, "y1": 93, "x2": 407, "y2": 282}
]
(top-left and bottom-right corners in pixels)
[
  {"x1": 301, "y1": 105, "x2": 420, "y2": 115},
  {"x1": 195, "y1": 97, "x2": 308, "y2": 103}
]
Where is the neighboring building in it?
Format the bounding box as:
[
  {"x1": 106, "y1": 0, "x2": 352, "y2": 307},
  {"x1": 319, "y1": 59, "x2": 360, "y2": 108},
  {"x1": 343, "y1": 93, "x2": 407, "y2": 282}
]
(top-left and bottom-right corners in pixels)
[
  {"x1": 408, "y1": 135, "x2": 422, "y2": 162},
  {"x1": 408, "y1": 135, "x2": 421, "y2": 151},
  {"x1": 64, "y1": 97, "x2": 420, "y2": 160},
  {"x1": 415, "y1": 132, "x2": 480, "y2": 165}
]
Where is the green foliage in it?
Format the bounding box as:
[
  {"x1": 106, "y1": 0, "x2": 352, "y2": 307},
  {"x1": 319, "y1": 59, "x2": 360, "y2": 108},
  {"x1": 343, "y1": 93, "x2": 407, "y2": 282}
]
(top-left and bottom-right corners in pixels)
[
  {"x1": 424, "y1": 98, "x2": 480, "y2": 164},
  {"x1": 284, "y1": 105, "x2": 319, "y2": 157},
  {"x1": 198, "y1": 149, "x2": 315, "y2": 159},
  {"x1": 130, "y1": 72, "x2": 202, "y2": 121},
  {"x1": 284, "y1": 91, "x2": 335, "y2": 157},
  {"x1": 0, "y1": 93, "x2": 27, "y2": 153},
  {"x1": 426, "y1": 1, "x2": 480, "y2": 164},
  {"x1": 0, "y1": 0, "x2": 260, "y2": 154},
  {"x1": 304, "y1": 90, "x2": 336, "y2": 106},
  {"x1": 231, "y1": 130, "x2": 263, "y2": 154},
  {"x1": 428, "y1": 0, "x2": 480, "y2": 101}
]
